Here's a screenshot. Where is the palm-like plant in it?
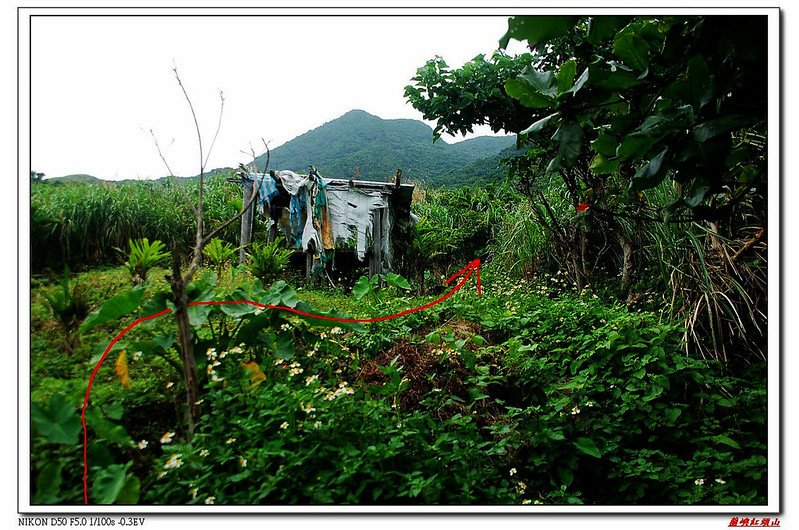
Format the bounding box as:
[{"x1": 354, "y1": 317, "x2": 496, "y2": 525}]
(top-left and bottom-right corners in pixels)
[{"x1": 120, "y1": 238, "x2": 171, "y2": 285}]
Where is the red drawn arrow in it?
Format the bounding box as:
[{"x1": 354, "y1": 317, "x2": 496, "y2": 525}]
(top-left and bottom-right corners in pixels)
[{"x1": 81, "y1": 259, "x2": 480, "y2": 504}]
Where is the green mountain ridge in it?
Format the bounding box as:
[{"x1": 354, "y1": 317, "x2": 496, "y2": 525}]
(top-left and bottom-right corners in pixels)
[
  {"x1": 253, "y1": 109, "x2": 515, "y2": 186},
  {"x1": 48, "y1": 110, "x2": 516, "y2": 187}
]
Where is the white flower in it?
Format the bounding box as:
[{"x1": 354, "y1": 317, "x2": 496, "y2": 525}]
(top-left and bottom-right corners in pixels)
[
  {"x1": 274, "y1": 358, "x2": 285, "y2": 366},
  {"x1": 521, "y1": 499, "x2": 532, "y2": 504},
  {"x1": 190, "y1": 487, "x2": 198, "y2": 499},
  {"x1": 313, "y1": 421, "x2": 322, "y2": 429},
  {"x1": 131, "y1": 351, "x2": 142, "y2": 361},
  {"x1": 280, "y1": 323, "x2": 292, "y2": 331},
  {"x1": 218, "y1": 350, "x2": 228, "y2": 359},
  {"x1": 305, "y1": 374, "x2": 319, "y2": 386},
  {"x1": 239, "y1": 457, "x2": 247, "y2": 468},
  {"x1": 137, "y1": 439, "x2": 148, "y2": 450},
  {"x1": 199, "y1": 449, "x2": 209, "y2": 457},
  {"x1": 204, "y1": 496, "x2": 215, "y2": 504},
  {"x1": 695, "y1": 478, "x2": 705, "y2": 486},
  {"x1": 571, "y1": 406, "x2": 581, "y2": 415},
  {"x1": 165, "y1": 381, "x2": 174, "y2": 389},
  {"x1": 164, "y1": 453, "x2": 182, "y2": 469},
  {"x1": 280, "y1": 422, "x2": 289, "y2": 430},
  {"x1": 288, "y1": 366, "x2": 304, "y2": 377},
  {"x1": 226, "y1": 437, "x2": 236, "y2": 445},
  {"x1": 301, "y1": 402, "x2": 316, "y2": 414},
  {"x1": 160, "y1": 431, "x2": 175, "y2": 444},
  {"x1": 509, "y1": 468, "x2": 517, "y2": 476},
  {"x1": 715, "y1": 478, "x2": 726, "y2": 484},
  {"x1": 330, "y1": 327, "x2": 343, "y2": 335}
]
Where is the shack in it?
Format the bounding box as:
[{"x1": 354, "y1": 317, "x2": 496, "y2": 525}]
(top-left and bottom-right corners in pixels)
[{"x1": 235, "y1": 166, "x2": 415, "y2": 278}]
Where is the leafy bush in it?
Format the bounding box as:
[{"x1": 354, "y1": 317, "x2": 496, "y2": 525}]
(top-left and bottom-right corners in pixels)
[
  {"x1": 247, "y1": 238, "x2": 292, "y2": 283},
  {"x1": 120, "y1": 238, "x2": 171, "y2": 285},
  {"x1": 203, "y1": 238, "x2": 237, "y2": 276},
  {"x1": 40, "y1": 268, "x2": 90, "y2": 354}
]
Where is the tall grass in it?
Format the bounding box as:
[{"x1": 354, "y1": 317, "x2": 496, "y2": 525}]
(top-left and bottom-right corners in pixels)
[{"x1": 31, "y1": 175, "x2": 243, "y2": 272}]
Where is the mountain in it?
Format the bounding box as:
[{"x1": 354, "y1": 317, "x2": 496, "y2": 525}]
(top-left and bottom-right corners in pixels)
[
  {"x1": 252, "y1": 109, "x2": 515, "y2": 186},
  {"x1": 44, "y1": 173, "x2": 103, "y2": 184}
]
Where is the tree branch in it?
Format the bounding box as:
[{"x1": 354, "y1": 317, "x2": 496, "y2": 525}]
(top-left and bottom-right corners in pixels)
[{"x1": 148, "y1": 128, "x2": 199, "y2": 219}]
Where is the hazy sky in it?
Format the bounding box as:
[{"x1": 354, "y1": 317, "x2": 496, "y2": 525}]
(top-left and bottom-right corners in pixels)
[{"x1": 31, "y1": 15, "x2": 527, "y2": 180}]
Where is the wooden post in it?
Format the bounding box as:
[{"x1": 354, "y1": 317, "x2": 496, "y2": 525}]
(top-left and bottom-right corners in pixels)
[
  {"x1": 239, "y1": 180, "x2": 255, "y2": 263},
  {"x1": 369, "y1": 208, "x2": 384, "y2": 277}
]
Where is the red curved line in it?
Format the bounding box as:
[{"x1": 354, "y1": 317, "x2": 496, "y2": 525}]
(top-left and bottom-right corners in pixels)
[
  {"x1": 188, "y1": 266, "x2": 477, "y2": 323},
  {"x1": 81, "y1": 265, "x2": 479, "y2": 504},
  {"x1": 82, "y1": 308, "x2": 172, "y2": 504}
]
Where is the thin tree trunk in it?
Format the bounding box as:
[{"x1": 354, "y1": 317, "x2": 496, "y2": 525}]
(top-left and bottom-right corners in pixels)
[{"x1": 170, "y1": 251, "x2": 199, "y2": 433}]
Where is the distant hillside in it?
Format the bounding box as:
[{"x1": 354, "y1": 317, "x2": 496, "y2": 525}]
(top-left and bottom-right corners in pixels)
[
  {"x1": 253, "y1": 109, "x2": 515, "y2": 187},
  {"x1": 44, "y1": 174, "x2": 103, "y2": 184}
]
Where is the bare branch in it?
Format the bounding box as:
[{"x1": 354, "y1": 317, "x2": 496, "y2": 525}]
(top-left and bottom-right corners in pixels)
[
  {"x1": 148, "y1": 128, "x2": 199, "y2": 218},
  {"x1": 203, "y1": 89, "x2": 225, "y2": 169},
  {"x1": 172, "y1": 64, "x2": 205, "y2": 255},
  {"x1": 172, "y1": 64, "x2": 205, "y2": 172}
]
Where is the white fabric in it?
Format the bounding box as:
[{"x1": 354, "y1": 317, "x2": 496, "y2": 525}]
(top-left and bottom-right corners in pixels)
[
  {"x1": 276, "y1": 170, "x2": 309, "y2": 196},
  {"x1": 326, "y1": 187, "x2": 388, "y2": 261}
]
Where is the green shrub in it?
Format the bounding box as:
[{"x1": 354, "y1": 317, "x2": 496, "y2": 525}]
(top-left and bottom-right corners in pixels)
[
  {"x1": 119, "y1": 238, "x2": 171, "y2": 285},
  {"x1": 203, "y1": 238, "x2": 237, "y2": 276},
  {"x1": 247, "y1": 238, "x2": 291, "y2": 283}
]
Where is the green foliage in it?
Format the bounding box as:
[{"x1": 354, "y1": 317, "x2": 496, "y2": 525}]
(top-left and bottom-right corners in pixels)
[
  {"x1": 352, "y1": 272, "x2": 412, "y2": 302},
  {"x1": 31, "y1": 394, "x2": 140, "y2": 505},
  {"x1": 203, "y1": 238, "x2": 237, "y2": 275},
  {"x1": 31, "y1": 173, "x2": 242, "y2": 272},
  {"x1": 40, "y1": 267, "x2": 90, "y2": 353},
  {"x1": 120, "y1": 238, "x2": 171, "y2": 285},
  {"x1": 144, "y1": 343, "x2": 515, "y2": 504},
  {"x1": 246, "y1": 238, "x2": 292, "y2": 283},
  {"x1": 81, "y1": 286, "x2": 146, "y2": 333}
]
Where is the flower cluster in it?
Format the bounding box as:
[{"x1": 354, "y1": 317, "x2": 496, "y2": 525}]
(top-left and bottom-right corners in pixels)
[
  {"x1": 324, "y1": 381, "x2": 355, "y2": 401},
  {"x1": 288, "y1": 362, "x2": 304, "y2": 377},
  {"x1": 160, "y1": 431, "x2": 175, "y2": 444},
  {"x1": 164, "y1": 453, "x2": 182, "y2": 469},
  {"x1": 301, "y1": 402, "x2": 316, "y2": 414},
  {"x1": 206, "y1": 348, "x2": 224, "y2": 383},
  {"x1": 305, "y1": 374, "x2": 320, "y2": 386}
]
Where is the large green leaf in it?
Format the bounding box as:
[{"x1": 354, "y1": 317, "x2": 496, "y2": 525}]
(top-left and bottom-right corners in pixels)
[
  {"x1": 632, "y1": 148, "x2": 670, "y2": 190},
  {"x1": 31, "y1": 394, "x2": 81, "y2": 445},
  {"x1": 521, "y1": 113, "x2": 559, "y2": 136},
  {"x1": 505, "y1": 78, "x2": 555, "y2": 109},
  {"x1": 92, "y1": 463, "x2": 128, "y2": 504},
  {"x1": 84, "y1": 408, "x2": 134, "y2": 447},
  {"x1": 81, "y1": 287, "x2": 145, "y2": 332},
  {"x1": 574, "y1": 437, "x2": 602, "y2": 458},
  {"x1": 587, "y1": 16, "x2": 632, "y2": 44},
  {"x1": 352, "y1": 276, "x2": 373, "y2": 301},
  {"x1": 116, "y1": 474, "x2": 141, "y2": 504},
  {"x1": 385, "y1": 272, "x2": 411, "y2": 291},
  {"x1": 692, "y1": 115, "x2": 749, "y2": 142},
  {"x1": 591, "y1": 131, "x2": 619, "y2": 156},
  {"x1": 589, "y1": 154, "x2": 620, "y2": 175},
  {"x1": 613, "y1": 32, "x2": 650, "y2": 71},
  {"x1": 499, "y1": 15, "x2": 579, "y2": 48},
  {"x1": 32, "y1": 461, "x2": 64, "y2": 504},
  {"x1": 547, "y1": 120, "x2": 583, "y2": 172},
  {"x1": 665, "y1": 55, "x2": 713, "y2": 111},
  {"x1": 556, "y1": 60, "x2": 577, "y2": 95}
]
